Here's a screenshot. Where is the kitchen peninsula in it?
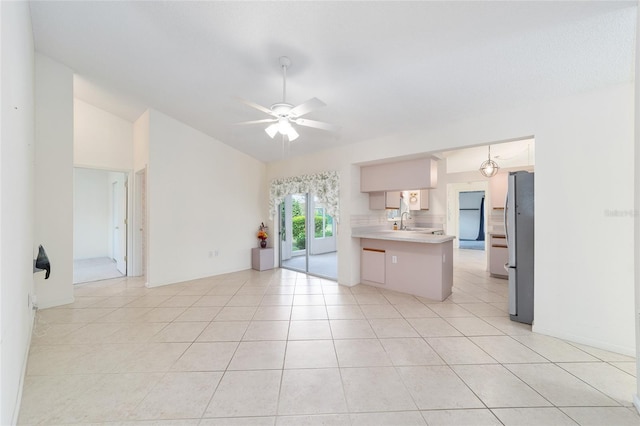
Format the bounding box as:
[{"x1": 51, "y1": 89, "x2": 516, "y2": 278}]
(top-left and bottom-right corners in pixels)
[{"x1": 352, "y1": 229, "x2": 455, "y2": 301}]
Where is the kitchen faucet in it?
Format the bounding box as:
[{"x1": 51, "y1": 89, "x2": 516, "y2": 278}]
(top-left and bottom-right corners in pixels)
[{"x1": 400, "y1": 211, "x2": 410, "y2": 230}]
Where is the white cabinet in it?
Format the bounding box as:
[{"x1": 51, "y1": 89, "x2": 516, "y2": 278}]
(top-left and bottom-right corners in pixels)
[
  {"x1": 385, "y1": 191, "x2": 401, "y2": 209},
  {"x1": 489, "y1": 234, "x2": 508, "y2": 278},
  {"x1": 406, "y1": 191, "x2": 420, "y2": 210},
  {"x1": 361, "y1": 158, "x2": 438, "y2": 192},
  {"x1": 370, "y1": 190, "x2": 430, "y2": 211},
  {"x1": 359, "y1": 237, "x2": 453, "y2": 301},
  {"x1": 252, "y1": 247, "x2": 274, "y2": 271},
  {"x1": 369, "y1": 192, "x2": 385, "y2": 210},
  {"x1": 405, "y1": 190, "x2": 429, "y2": 211},
  {"x1": 489, "y1": 172, "x2": 508, "y2": 211},
  {"x1": 420, "y1": 189, "x2": 429, "y2": 210},
  {"x1": 361, "y1": 248, "x2": 385, "y2": 284},
  {"x1": 404, "y1": 189, "x2": 429, "y2": 211},
  {"x1": 369, "y1": 191, "x2": 401, "y2": 210}
]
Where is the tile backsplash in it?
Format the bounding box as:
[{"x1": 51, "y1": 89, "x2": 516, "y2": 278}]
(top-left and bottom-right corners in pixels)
[{"x1": 350, "y1": 211, "x2": 445, "y2": 230}]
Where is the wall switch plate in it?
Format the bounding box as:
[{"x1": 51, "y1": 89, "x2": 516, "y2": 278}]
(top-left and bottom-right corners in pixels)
[{"x1": 392, "y1": 255, "x2": 398, "y2": 264}]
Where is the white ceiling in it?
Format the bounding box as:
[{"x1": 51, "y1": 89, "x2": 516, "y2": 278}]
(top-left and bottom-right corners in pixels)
[{"x1": 29, "y1": 1, "x2": 636, "y2": 163}]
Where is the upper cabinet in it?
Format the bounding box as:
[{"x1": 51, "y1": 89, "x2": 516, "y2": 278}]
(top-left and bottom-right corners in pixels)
[
  {"x1": 369, "y1": 191, "x2": 401, "y2": 210},
  {"x1": 406, "y1": 191, "x2": 421, "y2": 211},
  {"x1": 370, "y1": 189, "x2": 429, "y2": 210},
  {"x1": 360, "y1": 158, "x2": 438, "y2": 192},
  {"x1": 419, "y1": 189, "x2": 429, "y2": 210},
  {"x1": 489, "y1": 172, "x2": 508, "y2": 210},
  {"x1": 386, "y1": 191, "x2": 401, "y2": 209},
  {"x1": 405, "y1": 190, "x2": 429, "y2": 211}
]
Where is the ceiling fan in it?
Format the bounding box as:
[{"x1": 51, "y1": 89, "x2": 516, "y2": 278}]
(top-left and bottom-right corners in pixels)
[{"x1": 235, "y1": 56, "x2": 338, "y2": 142}]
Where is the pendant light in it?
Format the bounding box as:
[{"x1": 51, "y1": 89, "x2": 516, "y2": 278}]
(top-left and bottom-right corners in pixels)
[{"x1": 479, "y1": 145, "x2": 499, "y2": 177}]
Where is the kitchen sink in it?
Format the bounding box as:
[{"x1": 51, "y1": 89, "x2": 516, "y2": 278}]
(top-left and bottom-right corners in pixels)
[{"x1": 403, "y1": 227, "x2": 443, "y2": 234}]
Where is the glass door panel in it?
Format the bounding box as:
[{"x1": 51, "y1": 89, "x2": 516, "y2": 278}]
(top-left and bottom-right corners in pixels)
[
  {"x1": 308, "y1": 196, "x2": 337, "y2": 279},
  {"x1": 279, "y1": 193, "x2": 308, "y2": 273}
]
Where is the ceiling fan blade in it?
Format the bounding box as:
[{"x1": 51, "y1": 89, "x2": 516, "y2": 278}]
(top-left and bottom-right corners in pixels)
[
  {"x1": 236, "y1": 97, "x2": 276, "y2": 116},
  {"x1": 234, "y1": 118, "x2": 277, "y2": 125},
  {"x1": 289, "y1": 97, "x2": 326, "y2": 117},
  {"x1": 294, "y1": 118, "x2": 339, "y2": 133}
]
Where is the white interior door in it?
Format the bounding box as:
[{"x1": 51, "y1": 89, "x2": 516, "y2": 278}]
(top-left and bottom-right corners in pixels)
[{"x1": 112, "y1": 179, "x2": 127, "y2": 274}]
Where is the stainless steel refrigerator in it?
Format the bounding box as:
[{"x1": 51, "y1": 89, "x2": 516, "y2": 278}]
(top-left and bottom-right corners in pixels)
[{"x1": 505, "y1": 171, "x2": 534, "y2": 325}]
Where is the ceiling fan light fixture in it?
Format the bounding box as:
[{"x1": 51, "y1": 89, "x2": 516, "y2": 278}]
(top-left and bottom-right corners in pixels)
[
  {"x1": 287, "y1": 127, "x2": 299, "y2": 141},
  {"x1": 479, "y1": 145, "x2": 499, "y2": 178},
  {"x1": 236, "y1": 56, "x2": 336, "y2": 146},
  {"x1": 277, "y1": 117, "x2": 291, "y2": 134},
  {"x1": 265, "y1": 123, "x2": 279, "y2": 138},
  {"x1": 265, "y1": 120, "x2": 298, "y2": 141}
]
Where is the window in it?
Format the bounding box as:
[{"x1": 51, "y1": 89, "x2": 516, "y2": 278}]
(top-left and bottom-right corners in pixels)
[
  {"x1": 386, "y1": 209, "x2": 400, "y2": 221},
  {"x1": 314, "y1": 206, "x2": 334, "y2": 239}
]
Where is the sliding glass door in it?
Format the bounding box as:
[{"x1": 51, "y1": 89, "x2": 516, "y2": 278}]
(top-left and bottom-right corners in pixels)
[
  {"x1": 280, "y1": 193, "x2": 337, "y2": 279},
  {"x1": 280, "y1": 193, "x2": 308, "y2": 273}
]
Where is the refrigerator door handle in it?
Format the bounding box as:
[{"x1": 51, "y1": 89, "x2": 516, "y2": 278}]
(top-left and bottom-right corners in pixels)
[
  {"x1": 504, "y1": 192, "x2": 509, "y2": 248},
  {"x1": 505, "y1": 173, "x2": 517, "y2": 268}
]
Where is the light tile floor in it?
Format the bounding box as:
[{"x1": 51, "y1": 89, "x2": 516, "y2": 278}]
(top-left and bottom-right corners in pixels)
[{"x1": 19, "y1": 250, "x2": 640, "y2": 425}]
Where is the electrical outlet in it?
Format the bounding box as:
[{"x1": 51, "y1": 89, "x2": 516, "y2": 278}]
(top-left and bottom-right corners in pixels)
[
  {"x1": 214, "y1": 250, "x2": 219, "y2": 257},
  {"x1": 28, "y1": 294, "x2": 38, "y2": 311}
]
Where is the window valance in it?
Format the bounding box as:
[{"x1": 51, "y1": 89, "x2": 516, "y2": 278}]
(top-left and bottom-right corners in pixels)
[{"x1": 269, "y1": 171, "x2": 340, "y2": 222}]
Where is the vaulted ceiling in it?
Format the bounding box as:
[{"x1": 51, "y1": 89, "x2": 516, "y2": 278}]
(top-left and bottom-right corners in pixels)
[{"x1": 29, "y1": 1, "x2": 636, "y2": 162}]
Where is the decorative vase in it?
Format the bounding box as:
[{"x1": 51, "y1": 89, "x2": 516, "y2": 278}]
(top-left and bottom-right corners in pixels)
[{"x1": 260, "y1": 239, "x2": 267, "y2": 248}]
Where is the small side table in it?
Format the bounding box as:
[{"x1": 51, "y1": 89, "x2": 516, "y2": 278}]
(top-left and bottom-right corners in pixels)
[{"x1": 251, "y1": 247, "x2": 274, "y2": 271}]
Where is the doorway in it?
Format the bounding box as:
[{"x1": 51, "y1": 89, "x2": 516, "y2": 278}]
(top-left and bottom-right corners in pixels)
[
  {"x1": 458, "y1": 190, "x2": 486, "y2": 250},
  {"x1": 446, "y1": 181, "x2": 488, "y2": 251},
  {"x1": 73, "y1": 168, "x2": 128, "y2": 284},
  {"x1": 279, "y1": 193, "x2": 337, "y2": 279}
]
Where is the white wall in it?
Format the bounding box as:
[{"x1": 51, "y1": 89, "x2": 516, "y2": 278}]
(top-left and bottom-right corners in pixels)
[
  {"x1": 34, "y1": 53, "x2": 75, "y2": 309},
  {"x1": 133, "y1": 110, "x2": 149, "y2": 173},
  {"x1": 73, "y1": 168, "x2": 110, "y2": 260},
  {"x1": 146, "y1": 109, "x2": 267, "y2": 287},
  {"x1": 0, "y1": 3, "x2": 35, "y2": 423},
  {"x1": 74, "y1": 98, "x2": 133, "y2": 170},
  {"x1": 73, "y1": 100, "x2": 134, "y2": 275},
  {"x1": 267, "y1": 82, "x2": 635, "y2": 355},
  {"x1": 534, "y1": 84, "x2": 634, "y2": 355}
]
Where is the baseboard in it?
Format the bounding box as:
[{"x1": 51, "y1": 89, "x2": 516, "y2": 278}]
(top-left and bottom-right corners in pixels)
[
  {"x1": 11, "y1": 307, "x2": 36, "y2": 424},
  {"x1": 145, "y1": 266, "x2": 251, "y2": 288},
  {"x1": 532, "y1": 325, "x2": 635, "y2": 357},
  {"x1": 37, "y1": 296, "x2": 74, "y2": 310}
]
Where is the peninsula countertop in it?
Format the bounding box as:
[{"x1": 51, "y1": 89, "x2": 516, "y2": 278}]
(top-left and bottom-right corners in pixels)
[{"x1": 352, "y1": 228, "x2": 456, "y2": 244}]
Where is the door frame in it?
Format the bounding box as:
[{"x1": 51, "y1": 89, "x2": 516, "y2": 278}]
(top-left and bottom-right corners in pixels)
[
  {"x1": 278, "y1": 192, "x2": 338, "y2": 279},
  {"x1": 279, "y1": 193, "x2": 309, "y2": 272},
  {"x1": 111, "y1": 180, "x2": 126, "y2": 274},
  {"x1": 131, "y1": 167, "x2": 147, "y2": 278},
  {"x1": 446, "y1": 181, "x2": 489, "y2": 249},
  {"x1": 73, "y1": 165, "x2": 133, "y2": 277}
]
